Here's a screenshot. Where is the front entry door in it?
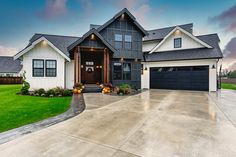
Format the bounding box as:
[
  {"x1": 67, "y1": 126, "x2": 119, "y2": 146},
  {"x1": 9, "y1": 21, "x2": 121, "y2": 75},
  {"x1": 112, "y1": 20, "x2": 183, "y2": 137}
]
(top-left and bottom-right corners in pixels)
[{"x1": 83, "y1": 61, "x2": 96, "y2": 84}]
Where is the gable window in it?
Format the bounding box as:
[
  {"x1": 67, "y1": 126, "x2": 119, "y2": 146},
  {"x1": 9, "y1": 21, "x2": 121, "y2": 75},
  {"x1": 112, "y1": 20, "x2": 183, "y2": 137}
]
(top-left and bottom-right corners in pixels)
[
  {"x1": 33, "y1": 59, "x2": 44, "y2": 77},
  {"x1": 174, "y1": 38, "x2": 182, "y2": 48},
  {"x1": 114, "y1": 34, "x2": 123, "y2": 49},
  {"x1": 113, "y1": 62, "x2": 122, "y2": 80},
  {"x1": 46, "y1": 60, "x2": 57, "y2": 77},
  {"x1": 124, "y1": 35, "x2": 132, "y2": 50},
  {"x1": 123, "y1": 63, "x2": 131, "y2": 80}
]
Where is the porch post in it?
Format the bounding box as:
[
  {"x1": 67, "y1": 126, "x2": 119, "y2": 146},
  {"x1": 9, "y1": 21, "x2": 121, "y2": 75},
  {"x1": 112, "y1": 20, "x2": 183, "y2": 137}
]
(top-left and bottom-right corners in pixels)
[
  {"x1": 103, "y1": 48, "x2": 107, "y2": 83},
  {"x1": 78, "y1": 46, "x2": 81, "y2": 83},
  {"x1": 106, "y1": 49, "x2": 110, "y2": 83},
  {"x1": 74, "y1": 48, "x2": 78, "y2": 84}
]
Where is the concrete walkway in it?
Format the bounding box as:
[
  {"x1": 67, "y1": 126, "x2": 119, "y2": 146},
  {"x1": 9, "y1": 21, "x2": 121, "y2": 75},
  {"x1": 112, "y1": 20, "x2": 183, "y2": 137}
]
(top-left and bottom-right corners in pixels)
[{"x1": 0, "y1": 90, "x2": 236, "y2": 157}]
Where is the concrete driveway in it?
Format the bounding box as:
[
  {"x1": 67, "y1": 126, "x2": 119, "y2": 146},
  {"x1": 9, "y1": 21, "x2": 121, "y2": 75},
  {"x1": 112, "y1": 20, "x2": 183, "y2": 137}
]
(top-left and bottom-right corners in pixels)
[{"x1": 0, "y1": 90, "x2": 236, "y2": 157}]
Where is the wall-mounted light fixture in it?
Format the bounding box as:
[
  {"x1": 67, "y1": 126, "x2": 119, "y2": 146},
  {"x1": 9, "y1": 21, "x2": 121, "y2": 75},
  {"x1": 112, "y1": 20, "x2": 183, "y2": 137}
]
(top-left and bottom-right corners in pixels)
[
  {"x1": 135, "y1": 58, "x2": 138, "y2": 62},
  {"x1": 120, "y1": 57, "x2": 124, "y2": 62},
  {"x1": 212, "y1": 64, "x2": 215, "y2": 69},
  {"x1": 121, "y1": 13, "x2": 125, "y2": 19},
  {"x1": 144, "y1": 67, "x2": 148, "y2": 70},
  {"x1": 42, "y1": 40, "x2": 47, "y2": 45},
  {"x1": 91, "y1": 34, "x2": 95, "y2": 40}
]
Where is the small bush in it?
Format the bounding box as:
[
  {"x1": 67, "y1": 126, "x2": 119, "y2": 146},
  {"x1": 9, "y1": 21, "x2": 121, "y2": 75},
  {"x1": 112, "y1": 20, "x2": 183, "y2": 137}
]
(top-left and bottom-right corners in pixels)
[
  {"x1": 21, "y1": 81, "x2": 30, "y2": 95},
  {"x1": 63, "y1": 89, "x2": 72, "y2": 96},
  {"x1": 73, "y1": 83, "x2": 83, "y2": 89},
  {"x1": 46, "y1": 89, "x2": 55, "y2": 97},
  {"x1": 117, "y1": 83, "x2": 131, "y2": 95},
  {"x1": 54, "y1": 87, "x2": 64, "y2": 96},
  {"x1": 36, "y1": 88, "x2": 45, "y2": 95}
]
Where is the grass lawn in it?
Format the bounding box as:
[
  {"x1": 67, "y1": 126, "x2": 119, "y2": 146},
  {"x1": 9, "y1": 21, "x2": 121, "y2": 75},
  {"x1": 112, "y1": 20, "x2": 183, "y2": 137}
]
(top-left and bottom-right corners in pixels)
[
  {"x1": 221, "y1": 83, "x2": 236, "y2": 90},
  {"x1": 0, "y1": 85, "x2": 71, "y2": 132}
]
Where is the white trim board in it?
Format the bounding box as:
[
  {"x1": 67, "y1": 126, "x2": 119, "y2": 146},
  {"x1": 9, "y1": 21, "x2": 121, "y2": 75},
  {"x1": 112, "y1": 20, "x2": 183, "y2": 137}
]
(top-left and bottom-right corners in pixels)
[
  {"x1": 14, "y1": 37, "x2": 70, "y2": 61},
  {"x1": 149, "y1": 26, "x2": 212, "y2": 54}
]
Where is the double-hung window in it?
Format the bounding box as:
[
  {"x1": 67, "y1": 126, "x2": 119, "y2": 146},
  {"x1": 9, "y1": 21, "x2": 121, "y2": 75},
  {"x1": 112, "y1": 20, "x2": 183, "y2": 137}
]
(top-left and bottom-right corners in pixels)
[
  {"x1": 124, "y1": 35, "x2": 132, "y2": 50},
  {"x1": 113, "y1": 62, "x2": 131, "y2": 80},
  {"x1": 113, "y1": 63, "x2": 122, "y2": 80},
  {"x1": 46, "y1": 60, "x2": 57, "y2": 77},
  {"x1": 33, "y1": 59, "x2": 44, "y2": 77},
  {"x1": 114, "y1": 34, "x2": 123, "y2": 49},
  {"x1": 123, "y1": 63, "x2": 131, "y2": 80}
]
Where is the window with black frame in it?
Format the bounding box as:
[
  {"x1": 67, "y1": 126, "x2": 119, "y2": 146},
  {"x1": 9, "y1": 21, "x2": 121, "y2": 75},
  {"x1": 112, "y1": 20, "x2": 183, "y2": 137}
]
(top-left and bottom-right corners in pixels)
[
  {"x1": 123, "y1": 63, "x2": 131, "y2": 80},
  {"x1": 113, "y1": 62, "x2": 122, "y2": 80},
  {"x1": 174, "y1": 38, "x2": 182, "y2": 48},
  {"x1": 33, "y1": 59, "x2": 44, "y2": 77},
  {"x1": 114, "y1": 34, "x2": 122, "y2": 49},
  {"x1": 124, "y1": 35, "x2": 132, "y2": 50},
  {"x1": 46, "y1": 60, "x2": 57, "y2": 77}
]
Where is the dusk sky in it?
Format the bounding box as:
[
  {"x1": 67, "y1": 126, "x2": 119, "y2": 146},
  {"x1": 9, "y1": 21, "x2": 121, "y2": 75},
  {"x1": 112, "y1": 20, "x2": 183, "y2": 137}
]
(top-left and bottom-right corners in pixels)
[{"x1": 0, "y1": 0, "x2": 236, "y2": 69}]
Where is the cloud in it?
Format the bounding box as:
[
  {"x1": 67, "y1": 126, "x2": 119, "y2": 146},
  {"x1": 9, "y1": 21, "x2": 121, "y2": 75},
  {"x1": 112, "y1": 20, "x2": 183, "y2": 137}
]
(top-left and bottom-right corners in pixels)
[
  {"x1": 223, "y1": 37, "x2": 236, "y2": 58},
  {"x1": 39, "y1": 0, "x2": 68, "y2": 19},
  {"x1": 209, "y1": 4, "x2": 236, "y2": 32},
  {"x1": 0, "y1": 45, "x2": 18, "y2": 56}
]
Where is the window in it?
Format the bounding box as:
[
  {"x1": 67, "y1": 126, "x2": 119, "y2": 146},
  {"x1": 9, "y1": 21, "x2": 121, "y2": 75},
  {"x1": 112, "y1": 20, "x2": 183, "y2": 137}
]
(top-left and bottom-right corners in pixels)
[
  {"x1": 174, "y1": 38, "x2": 182, "y2": 48},
  {"x1": 115, "y1": 34, "x2": 123, "y2": 49},
  {"x1": 123, "y1": 63, "x2": 131, "y2": 80},
  {"x1": 86, "y1": 61, "x2": 94, "y2": 65},
  {"x1": 46, "y1": 60, "x2": 56, "y2": 77},
  {"x1": 33, "y1": 59, "x2": 44, "y2": 77},
  {"x1": 113, "y1": 63, "x2": 122, "y2": 80},
  {"x1": 124, "y1": 35, "x2": 132, "y2": 50}
]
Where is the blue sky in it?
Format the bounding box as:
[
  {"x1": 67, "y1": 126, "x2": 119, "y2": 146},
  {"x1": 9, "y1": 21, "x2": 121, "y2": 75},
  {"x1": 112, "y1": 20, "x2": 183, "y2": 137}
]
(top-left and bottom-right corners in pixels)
[{"x1": 0, "y1": 0, "x2": 236, "y2": 68}]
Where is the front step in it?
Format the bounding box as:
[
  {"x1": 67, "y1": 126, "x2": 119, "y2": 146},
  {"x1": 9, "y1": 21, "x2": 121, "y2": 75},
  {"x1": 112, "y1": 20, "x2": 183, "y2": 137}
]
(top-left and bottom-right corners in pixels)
[{"x1": 83, "y1": 84, "x2": 102, "y2": 93}]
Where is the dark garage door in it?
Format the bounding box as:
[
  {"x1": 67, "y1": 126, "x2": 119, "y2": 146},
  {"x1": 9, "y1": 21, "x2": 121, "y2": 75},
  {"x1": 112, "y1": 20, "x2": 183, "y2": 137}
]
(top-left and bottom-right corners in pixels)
[{"x1": 150, "y1": 66, "x2": 209, "y2": 91}]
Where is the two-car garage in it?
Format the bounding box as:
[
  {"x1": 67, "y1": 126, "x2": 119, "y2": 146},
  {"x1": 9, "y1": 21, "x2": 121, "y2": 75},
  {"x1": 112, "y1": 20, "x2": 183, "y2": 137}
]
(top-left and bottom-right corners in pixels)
[{"x1": 150, "y1": 66, "x2": 209, "y2": 91}]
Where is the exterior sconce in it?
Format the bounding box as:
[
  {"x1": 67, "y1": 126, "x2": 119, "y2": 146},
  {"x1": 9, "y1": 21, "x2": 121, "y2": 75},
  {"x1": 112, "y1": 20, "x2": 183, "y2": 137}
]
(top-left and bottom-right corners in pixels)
[
  {"x1": 120, "y1": 57, "x2": 124, "y2": 62},
  {"x1": 121, "y1": 13, "x2": 125, "y2": 19},
  {"x1": 81, "y1": 65, "x2": 84, "y2": 68},
  {"x1": 144, "y1": 67, "x2": 148, "y2": 70},
  {"x1": 135, "y1": 58, "x2": 138, "y2": 62},
  {"x1": 42, "y1": 40, "x2": 47, "y2": 45},
  {"x1": 212, "y1": 64, "x2": 215, "y2": 69},
  {"x1": 91, "y1": 34, "x2": 95, "y2": 40}
]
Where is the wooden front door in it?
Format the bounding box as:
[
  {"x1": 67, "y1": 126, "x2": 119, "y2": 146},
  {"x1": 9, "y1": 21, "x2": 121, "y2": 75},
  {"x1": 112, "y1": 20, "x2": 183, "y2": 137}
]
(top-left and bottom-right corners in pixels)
[{"x1": 81, "y1": 52, "x2": 103, "y2": 84}]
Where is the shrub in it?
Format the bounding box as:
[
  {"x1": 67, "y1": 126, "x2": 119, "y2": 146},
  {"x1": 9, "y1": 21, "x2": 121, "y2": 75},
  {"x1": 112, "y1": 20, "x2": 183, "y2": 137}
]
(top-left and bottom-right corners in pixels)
[
  {"x1": 63, "y1": 89, "x2": 72, "y2": 96},
  {"x1": 46, "y1": 89, "x2": 55, "y2": 97},
  {"x1": 73, "y1": 83, "x2": 83, "y2": 89},
  {"x1": 117, "y1": 83, "x2": 131, "y2": 95},
  {"x1": 54, "y1": 87, "x2": 64, "y2": 96},
  {"x1": 36, "y1": 88, "x2": 45, "y2": 95},
  {"x1": 21, "y1": 81, "x2": 30, "y2": 95}
]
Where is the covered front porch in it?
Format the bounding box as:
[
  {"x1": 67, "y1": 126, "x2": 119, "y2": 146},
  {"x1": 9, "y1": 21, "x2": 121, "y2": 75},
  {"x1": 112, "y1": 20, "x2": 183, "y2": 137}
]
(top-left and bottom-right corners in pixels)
[{"x1": 73, "y1": 46, "x2": 111, "y2": 85}]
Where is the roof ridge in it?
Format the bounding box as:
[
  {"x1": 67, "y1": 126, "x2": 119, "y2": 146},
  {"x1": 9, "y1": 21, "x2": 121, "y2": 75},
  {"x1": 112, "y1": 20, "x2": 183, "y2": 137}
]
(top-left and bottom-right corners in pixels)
[
  {"x1": 147, "y1": 23, "x2": 193, "y2": 32},
  {"x1": 34, "y1": 33, "x2": 79, "y2": 38},
  {"x1": 196, "y1": 33, "x2": 218, "y2": 37}
]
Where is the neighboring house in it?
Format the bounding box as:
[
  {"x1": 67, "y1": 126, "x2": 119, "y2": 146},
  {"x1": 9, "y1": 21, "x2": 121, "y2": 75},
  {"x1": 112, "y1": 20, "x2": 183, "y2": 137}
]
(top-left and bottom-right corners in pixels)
[
  {"x1": 14, "y1": 8, "x2": 223, "y2": 92},
  {"x1": 0, "y1": 56, "x2": 22, "y2": 77},
  {"x1": 142, "y1": 24, "x2": 223, "y2": 91},
  {"x1": 14, "y1": 8, "x2": 147, "y2": 90}
]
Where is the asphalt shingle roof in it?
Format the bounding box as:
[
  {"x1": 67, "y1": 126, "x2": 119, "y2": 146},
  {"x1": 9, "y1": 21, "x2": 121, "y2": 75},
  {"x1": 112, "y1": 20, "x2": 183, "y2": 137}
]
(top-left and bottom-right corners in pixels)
[
  {"x1": 0, "y1": 56, "x2": 22, "y2": 73},
  {"x1": 143, "y1": 34, "x2": 223, "y2": 62},
  {"x1": 143, "y1": 23, "x2": 193, "y2": 41}
]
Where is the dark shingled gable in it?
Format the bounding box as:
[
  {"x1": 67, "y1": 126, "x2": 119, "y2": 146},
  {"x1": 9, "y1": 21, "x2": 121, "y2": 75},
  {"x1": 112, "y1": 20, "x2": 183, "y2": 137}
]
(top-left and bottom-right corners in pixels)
[
  {"x1": 143, "y1": 34, "x2": 223, "y2": 62},
  {"x1": 0, "y1": 56, "x2": 22, "y2": 73}
]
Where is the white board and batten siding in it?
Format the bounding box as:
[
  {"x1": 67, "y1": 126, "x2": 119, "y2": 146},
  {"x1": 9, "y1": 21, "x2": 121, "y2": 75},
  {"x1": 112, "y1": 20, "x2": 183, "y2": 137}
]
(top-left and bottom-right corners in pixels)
[
  {"x1": 22, "y1": 41, "x2": 73, "y2": 90},
  {"x1": 141, "y1": 59, "x2": 218, "y2": 92}
]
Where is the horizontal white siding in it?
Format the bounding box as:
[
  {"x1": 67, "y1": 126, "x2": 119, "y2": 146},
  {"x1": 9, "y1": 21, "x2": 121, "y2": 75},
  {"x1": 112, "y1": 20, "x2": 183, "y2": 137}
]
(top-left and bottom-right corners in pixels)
[
  {"x1": 22, "y1": 41, "x2": 65, "y2": 90},
  {"x1": 141, "y1": 59, "x2": 218, "y2": 92}
]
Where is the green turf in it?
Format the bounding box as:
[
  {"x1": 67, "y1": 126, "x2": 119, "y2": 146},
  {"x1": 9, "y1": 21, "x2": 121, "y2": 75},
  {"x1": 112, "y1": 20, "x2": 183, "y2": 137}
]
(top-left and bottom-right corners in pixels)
[
  {"x1": 0, "y1": 85, "x2": 71, "y2": 132},
  {"x1": 221, "y1": 83, "x2": 236, "y2": 90}
]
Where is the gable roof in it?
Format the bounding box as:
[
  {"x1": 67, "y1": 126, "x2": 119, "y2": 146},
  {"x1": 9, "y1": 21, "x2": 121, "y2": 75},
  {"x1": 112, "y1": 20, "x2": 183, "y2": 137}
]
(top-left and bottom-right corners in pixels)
[
  {"x1": 0, "y1": 56, "x2": 22, "y2": 73},
  {"x1": 143, "y1": 23, "x2": 193, "y2": 41},
  {"x1": 149, "y1": 26, "x2": 212, "y2": 53},
  {"x1": 68, "y1": 28, "x2": 116, "y2": 52},
  {"x1": 143, "y1": 34, "x2": 223, "y2": 62},
  {"x1": 14, "y1": 34, "x2": 79, "y2": 61},
  {"x1": 97, "y1": 8, "x2": 148, "y2": 36}
]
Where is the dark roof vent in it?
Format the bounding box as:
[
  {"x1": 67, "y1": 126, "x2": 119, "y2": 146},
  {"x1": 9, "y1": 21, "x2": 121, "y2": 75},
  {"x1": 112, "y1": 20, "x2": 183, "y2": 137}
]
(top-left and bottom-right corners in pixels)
[{"x1": 153, "y1": 32, "x2": 156, "y2": 35}]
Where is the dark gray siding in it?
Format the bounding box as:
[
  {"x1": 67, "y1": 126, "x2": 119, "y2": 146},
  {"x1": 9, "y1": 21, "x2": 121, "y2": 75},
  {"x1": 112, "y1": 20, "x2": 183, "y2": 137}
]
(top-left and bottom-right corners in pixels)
[
  {"x1": 99, "y1": 17, "x2": 143, "y2": 59},
  {"x1": 111, "y1": 59, "x2": 141, "y2": 89}
]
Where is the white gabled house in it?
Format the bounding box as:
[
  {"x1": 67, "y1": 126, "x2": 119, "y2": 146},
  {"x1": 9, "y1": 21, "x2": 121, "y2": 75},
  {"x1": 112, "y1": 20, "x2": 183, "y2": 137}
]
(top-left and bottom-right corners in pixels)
[{"x1": 13, "y1": 9, "x2": 223, "y2": 92}]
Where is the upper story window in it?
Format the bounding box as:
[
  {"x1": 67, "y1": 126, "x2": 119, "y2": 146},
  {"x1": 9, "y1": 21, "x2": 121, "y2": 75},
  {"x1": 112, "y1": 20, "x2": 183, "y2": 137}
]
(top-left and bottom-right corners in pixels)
[
  {"x1": 114, "y1": 34, "x2": 123, "y2": 49},
  {"x1": 124, "y1": 35, "x2": 132, "y2": 50},
  {"x1": 174, "y1": 38, "x2": 182, "y2": 48},
  {"x1": 46, "y1": 60, "x2": 57, "y2": 77},
  {"x1": 33, "y1": 59, "x2": 44, "y2": 77}
]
